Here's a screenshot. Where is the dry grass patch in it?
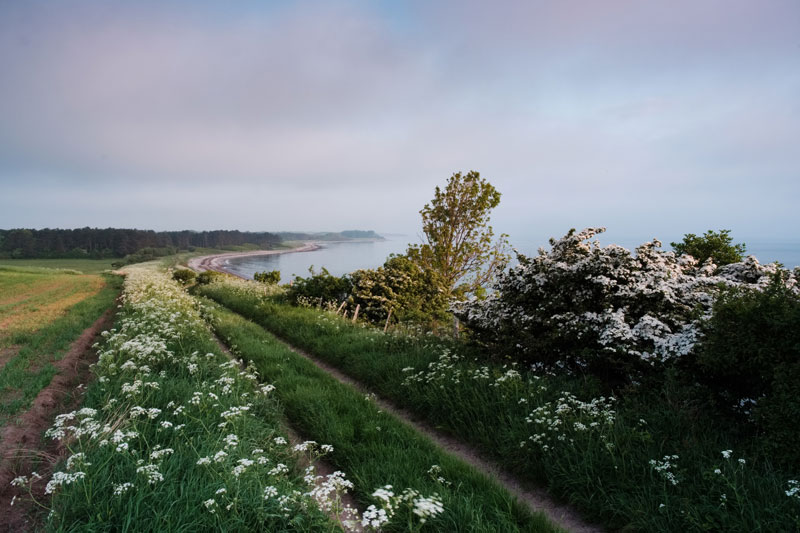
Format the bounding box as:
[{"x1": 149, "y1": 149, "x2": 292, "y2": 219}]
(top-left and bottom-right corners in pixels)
[{"x1": 0, "y1": 270, "x2": 105, "y2": 347}]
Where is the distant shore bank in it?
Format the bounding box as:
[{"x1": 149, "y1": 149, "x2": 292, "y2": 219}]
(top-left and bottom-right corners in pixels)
[{"x1": 187, "y1": 243, "x2": 320, "y2": 279}]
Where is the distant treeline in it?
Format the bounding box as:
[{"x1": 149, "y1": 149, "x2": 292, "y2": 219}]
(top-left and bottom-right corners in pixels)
[
  {"x1": 0, "y1": 228, "x2": 282, "y2": 259},
  {"x1": 277, "y1": 230, "x2": 383, "y2": 241}
]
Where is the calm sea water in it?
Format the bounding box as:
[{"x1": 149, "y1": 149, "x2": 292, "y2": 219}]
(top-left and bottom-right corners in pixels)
[
  {"x1": 224, "y1": 238, "x2": 409, "y2": 281},
  {"x1": 223, "y1": 236, "x2": 800, "y2": 282}
]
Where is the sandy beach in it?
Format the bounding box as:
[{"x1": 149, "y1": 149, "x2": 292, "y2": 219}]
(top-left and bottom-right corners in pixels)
[{"x1": 187, "y1": 243, "x2": 320, "y2": 278}]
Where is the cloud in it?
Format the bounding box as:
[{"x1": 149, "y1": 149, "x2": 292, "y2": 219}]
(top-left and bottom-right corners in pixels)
[{"x1": 0, "y1": 0, "x2": 798, "y2": 241}]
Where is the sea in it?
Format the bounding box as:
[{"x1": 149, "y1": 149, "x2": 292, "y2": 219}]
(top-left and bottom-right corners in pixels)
[{"x1": 222, "y1": 235, "x2": 800, "y2": 282}]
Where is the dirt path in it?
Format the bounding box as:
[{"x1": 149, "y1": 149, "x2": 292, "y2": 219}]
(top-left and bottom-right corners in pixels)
[
  {"x1": 0, "y1": 308, "x2": 116, "y2": 532},
  {"x1": 253, "y1": 334, "x2": 604, "y2": 533},
  {"x1": 187, "y1": 243, "x2": 320, "y2": 279}
]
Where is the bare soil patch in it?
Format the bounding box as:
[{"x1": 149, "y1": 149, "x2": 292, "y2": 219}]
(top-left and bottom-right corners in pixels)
[{"x1": 0, "y1": 307, "x2": 115, "y2": 532}]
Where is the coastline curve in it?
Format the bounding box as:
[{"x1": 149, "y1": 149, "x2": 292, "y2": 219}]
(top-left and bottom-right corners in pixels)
[{"x1": 186, "y1": 243, "x2": 320, "y2": 279}]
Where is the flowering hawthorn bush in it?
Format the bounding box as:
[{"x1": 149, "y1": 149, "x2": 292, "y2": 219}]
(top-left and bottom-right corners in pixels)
[{"x1": 453, "y1": 227, "x2": 798, "y2": 383}]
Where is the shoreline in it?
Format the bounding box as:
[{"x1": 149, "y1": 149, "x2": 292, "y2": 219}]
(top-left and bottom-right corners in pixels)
[{"x1": 187, "y1": 243, "x2": 320, "y2": 279}]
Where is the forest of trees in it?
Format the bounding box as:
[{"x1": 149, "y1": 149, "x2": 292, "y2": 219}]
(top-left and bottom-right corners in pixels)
[{"x1": 0, "y1": 228, "x2": 282, "y2": 259}]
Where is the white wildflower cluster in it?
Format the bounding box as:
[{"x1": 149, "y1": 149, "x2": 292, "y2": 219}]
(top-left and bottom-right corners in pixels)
[
  {"x1": 427, "y1": 464, "x2": 452, "y2": 486},
  {"x1": 206, "y1": 275, "x2": 285, "y2": 301},
  {"x1": 522, "y1": 392, "x2": 616, "y2": 451},
  {"x1": 135, "y1": 463, "x2": 164, "y2": 485},
  {"x1": 453, "y1": 228, "x2": 799, "y2": 378},
  {"x1": 306, "y1": 469, "x2": 359, "y2": 525},
  {"x1": 403, "y1": 350, "x2": 521, "y2": 390},
  {"x1": 649, "y1": 455, "x2": 681, "y2": 486},
  {"x1": 362, "y1": 485, "x2": 444, "y2": 530},
  {"x1": 45, "y1": 471, "x2": 87, "y2": 495},
  {"x1": 113, "y1": 482, "x2": 134, "y2": 496},
  {"x1": 787, "y1": 480, "x2": 800, "y2": 500}
]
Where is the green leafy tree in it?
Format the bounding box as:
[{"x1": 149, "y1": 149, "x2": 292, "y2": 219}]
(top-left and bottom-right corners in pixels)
[
  {"x1": 670, "y1": 229, "x2": 746, "y2": 266},
  {"x1": 254, "y1": 270, "x2": 281, "y2": 284},
  {"x1": 407, "y1": 171, "x2": 509, "y2": 299}
]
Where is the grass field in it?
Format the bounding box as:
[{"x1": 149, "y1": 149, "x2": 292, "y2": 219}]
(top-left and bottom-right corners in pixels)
[
  {"x1": 0, "y1": 258, "x2": 118, "y2": 274},
  {"x1": 0, "y1": 267, "x2": 108, "y2": 347},
  {"x1": 0, "y1": 267, "x2": 122, "y2": 428}
]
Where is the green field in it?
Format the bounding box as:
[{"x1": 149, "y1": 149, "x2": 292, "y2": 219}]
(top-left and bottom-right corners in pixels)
[
  {"x1": 0, "y1": 267, "x2": 109, "y2": 346},
  {"x1": 0, "y1": 267, "x2": 122, "y2": 428},
  {"x1": 0, "y1": 258, "x2": 118, "y2": 274}
]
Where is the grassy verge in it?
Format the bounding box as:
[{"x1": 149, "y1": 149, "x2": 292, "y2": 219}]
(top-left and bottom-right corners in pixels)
[
  {"x1": 198, "y1": 295, "x2": 560, "y2": 532},
  {"x1": 197, "y1": 280, "x2": 800, "y2": 532},
  {"x1": 10, "y1": 268, "x2": 339, "y2": 531},
  {"x1": 0, "y1": 259, "x2": 118, "y2": 274},
  {"x1": 0, "y1": 273, "x2": 123, "y2": 427}
]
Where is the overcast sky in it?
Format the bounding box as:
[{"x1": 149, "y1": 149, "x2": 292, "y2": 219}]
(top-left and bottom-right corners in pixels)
[{"x1": 1, "y1": 0, "x2": 798, "y2": 247}]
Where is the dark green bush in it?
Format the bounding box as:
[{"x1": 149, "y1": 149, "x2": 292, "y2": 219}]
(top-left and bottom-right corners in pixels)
[
  {"x1": 691, "y1": 276, "x2": 800, "y2": 465},
  {"x1": 350, "y1": 254, "x2": 450, "y2": 327},
  {"x1": 172, "y1": 268, "x2": 197, "y2": 285},
  {"x1": 196, "y1": 270, "x2": 225, "y2": 285},
  {"x1": 254, "y1": 270, "x2": 281, "y2": 284},
  {"x1": 671, "y1": 229, "x2": 746, "y2": 266},
  {"x1": 286, "y1": 266, "x2": 352, "y2": 305}
]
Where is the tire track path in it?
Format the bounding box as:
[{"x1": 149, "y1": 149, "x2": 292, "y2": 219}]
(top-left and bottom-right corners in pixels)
[{"x1": 229, "y1": 325, "x2": 603, "y2": 533}]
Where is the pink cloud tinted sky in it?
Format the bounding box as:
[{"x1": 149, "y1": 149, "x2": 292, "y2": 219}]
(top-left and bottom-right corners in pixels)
[{"x1": 0, "y1": 0, "x2": 798, "y2": 247}]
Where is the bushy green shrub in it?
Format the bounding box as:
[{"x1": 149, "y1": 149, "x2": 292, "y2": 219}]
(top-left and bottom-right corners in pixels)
[
  {"x1": 196, "y1": 270, "x2": 225, "y2": 285},
  {"x1": 350, "y1": 254, "x2": 450, "y2": 326},
  {"x1": 254, "y1": 270, "x2": 281, "y2": 284},
  {"x1": 691, "y1": 275, "x2": 800, "y2": 465},
  {"x1": 171, "y1": 268, "x2": 196, "y2": 284},
  {"x1": 286, "y1": 266, "x2": 352, "y2": 306},
  {"x1": 670, "y1": 229, "x2": 746, "y2": 266}
]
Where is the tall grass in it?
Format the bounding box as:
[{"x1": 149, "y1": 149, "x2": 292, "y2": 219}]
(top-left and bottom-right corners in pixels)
[
  {"x1": 199, "y1": 295, "x2": 561, "y2": 533},
  {"x1": 197, "y1": 281, "x2": 800, "y2": 532}
]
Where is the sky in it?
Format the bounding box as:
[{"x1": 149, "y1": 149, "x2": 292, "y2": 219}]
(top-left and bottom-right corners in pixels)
[{"x1": 1, "y1": 0, "x2": 798, "y2": 248}]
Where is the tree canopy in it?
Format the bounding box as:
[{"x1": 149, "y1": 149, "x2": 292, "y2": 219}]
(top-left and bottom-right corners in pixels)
[
  {"x1": 670, "y1": 229, "x2": 746, "y2": 266},
  {"x1": 407, "y1": 171, "x2": 508, "y2": 299}
]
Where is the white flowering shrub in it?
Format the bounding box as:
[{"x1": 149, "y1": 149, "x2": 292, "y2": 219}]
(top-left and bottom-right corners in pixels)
[{"x1": 453, "y1": 228, "x2": 797, "y2": 383}]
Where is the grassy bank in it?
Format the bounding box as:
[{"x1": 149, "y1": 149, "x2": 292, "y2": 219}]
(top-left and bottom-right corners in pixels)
[
  {"x1": 197, "y1": 280, "x2": 800, "y2": 532},
  {"x1": 198, "y1": 294, "x2": 560, "y2": 532}
]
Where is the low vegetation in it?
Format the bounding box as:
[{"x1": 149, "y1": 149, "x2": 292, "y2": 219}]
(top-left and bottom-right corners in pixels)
[
  {"x1": 0, "y1": 268, "x2": 121, "y2": 427},
  {"x1": 10, "y1": 268, "x2": 339, "y2": 531},
  {"x1": 197, "y1": 270, "x2": 800, "y2": 532},
  {"x1": 201, "y1": 296, "x2": 558, "y2": 532},
  {"x1": 0, "y1": 267, "x2": 108, "y2": 346}
]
